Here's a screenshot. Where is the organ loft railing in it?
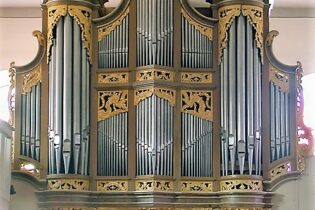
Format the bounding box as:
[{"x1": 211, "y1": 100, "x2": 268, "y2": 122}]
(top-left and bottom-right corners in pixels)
[{"x1": 8, "y1": 0, "x2": 313, "y2": 209}]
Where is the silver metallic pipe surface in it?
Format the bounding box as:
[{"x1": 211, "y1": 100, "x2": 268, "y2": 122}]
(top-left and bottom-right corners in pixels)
[
  {"x1": 30, "y1": 86, "x2": 36, "y2": 159},
  {"x1": 280, "y1": 91, "x2": 286, "y2": 158},
  {"x1": 285, "y1": 93, "x2": 290, "y2": 156},
  {"x1": 275, "y1": 86, "x2": 281, "y2": 160},
  {"x1": 25, "y1": 92, "x2": 30, "y2": 157},
  {"x1": 20, "y1": 95, "x2": 26, "y2": 156},
  {"x1": 35, "y1": 84, "x2": 41, "y2": 161},
  {"x1": 270, "y1": 82, "x2": 276, "y2": 161}
]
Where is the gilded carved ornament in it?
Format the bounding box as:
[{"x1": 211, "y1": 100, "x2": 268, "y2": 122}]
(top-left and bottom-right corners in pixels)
[
  {"x1": 220, "y1": 179, "x2": 263, "y2": 192},
  {"x1": 8, "y1": 62, "x2": 16, "y2": 127},
  {"x1": 48, "y1": 179, "x2": 89, "y2": 191},
  {"x1": 269, "y1": 65, "x2": 290, "y2": 92},
  {"x1": 98, "y1": 72, "x2": 129, "y2": 84},
  {"x1": 98, "y1": 90, "x2": 128, "y2": 121},
  {"x1": 218, "y1": 5, "x2": 263, "y2": 64},
  {"x1": 134, "y1": 88, "x2": 176, "y2": 106},
  {"x1": 181, "y1": 72, "x2": 212, "y2": 83},
  {"x1": 136, "y1": 69, "x2": 174, "y2": 82},
  {"x1": 181, "y1": 8, "x2": 213, "y2": 41},
  {"x1": 33, "y1": 30, "x2": 45, "y2": 47},
  {"x1": 135, "y1": 180, "x2": 174, "y2": 192},
  {"x1": 97, "y1": 180, "x2": 128, "y2": 191},
  {"x1": 181, "y1": 181, "x2": 213, "y2": 192},
  {"x1": 22, "y1": 66, "x2": 41, "y2": 94},
  {"x1": 98, "y1": 8, "x2": 129, "y2": 41},
  {"x1": 181, "y1": 91, "x2": 213, "y2": 121},
  {"x1": 47, "y1": 5, "x2": 92, "y2": 63},
  {"x1": 269, "y1": 161, "x2": 291, "y2": 181}
]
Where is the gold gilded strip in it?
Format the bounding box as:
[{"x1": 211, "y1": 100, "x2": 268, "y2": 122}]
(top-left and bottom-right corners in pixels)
[
  {"x1": 135, "y1": 180, "x2": 174, "y2": 192},
  {"x1": 48, "y1": 179, "x2": 89, "y2": 191},
  {"x1": 269, "y1": 161, "x2": 291, "y2": 181},
  {"x1": 23, "y1": 66, "x2": 41, "y2": 94},
  {"x1": 98, "y1": 72, "x2": 129, "y2": 84},
  {"x1": 269, "y1": 65, "x2": 290, "y2": 92},
  {"x1": 136, "y1": 69, "x2": 174, "y2": 82},
  {"x1": 134, "y1": 88, "x2": 175, "y2": 106},
  {"x1": 181, "y1": 181, "x2": 213, "y2": 192},
  {"x1": 97, "y1": 180, "x2": 128, "y2": 191},
  {"x1": 220, "y1": 179, "x2": 263, "y2": 192},
  {"x1": 181, "y1": 72, "x2": 212, "y2": 83}
]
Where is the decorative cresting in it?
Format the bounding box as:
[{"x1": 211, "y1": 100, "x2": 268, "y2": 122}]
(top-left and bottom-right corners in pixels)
[
  {"x1": 47, "y1": 5, "x2": 92, "y2": 63},
  {"x1": 135, "y1": 180, "x2": 174, "y2": 192},
  {"x1": 98, "y1": 8, "x2": 130, "y2": 41},
  {"x1": 181, "y1": 90, "x2": 213, "y2": 121},
  {"x1": 98, "y1": 90, "x2": 128, "y2": 121},
  {"x1": 181, "y1": 181, "x2": 213, "y2": 192},
  {"x1": 22, "y1": 66, "x2": 41, "y2": 93},
  {"x1": 181, "y1": 8, "x2": 213, "y2": 41},
  {"x1": 218, "y1": 5, "x2": 263, "y2": 64},
  {"x1": 269, "y1": 162, "x2": 292, "y2": 181},
  {"x1": 98, "y1": 72, "x2": 129, "y2": 84},
  {"x1": 269, "y1": 66, "x2": 290, "y2": 92},
  {"x1": 134, "y1": 88, "x2": 176, "y2": 106},
  {"x1": 220, "y1": 178, "x2": 263, "y2": 192},
  {"x1": 97, "y1": 180, "x2": 128, "y2": 191},
  {"x1": 48, "y1": 179, "x2": 89, "y2": 191},
  {"x1": 136, "y1": 69, "x2": 174, "y2": 82},
  {"x1": 181, "y1": 72, "x2": 213, "y2": 83}
]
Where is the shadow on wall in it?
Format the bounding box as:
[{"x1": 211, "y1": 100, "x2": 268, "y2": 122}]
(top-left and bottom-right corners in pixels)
[{"x1": 10, "y1": 178, "x2": 38, "y2": 210}]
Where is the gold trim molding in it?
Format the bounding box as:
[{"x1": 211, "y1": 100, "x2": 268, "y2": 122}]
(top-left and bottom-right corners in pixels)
[
  {"x1": 269, "y1": 161, "x2": 291, "y2": 181},
  {"x1": 220, "y1": 179, "x2": 263, "y2": 192},
  {"x1": 136, "y1": 69, "x2": 174, "y2": 82},
  {"x1": 39, "y1": 208, "x2": 95, "y2": 210},
  {"x1": 98, "y1": 72, "x2": 129, "y2": 84},
  {"x1": 218, "y1": 5, "x2": 263, "y2": 64},
  {"x1": 135, "y1": 180, "x2": 174, "y2": 192},
  {"x1": 97, "y1": 180, "x2": 128, "y2": 191},
  {"x1": 181, "y1": 90, "x2": 213, "y2": 121},
  {"x1": 181, "y1": 181, "x2": 213, "y2": 192},
  {"x1": 47, "y1": 5, "x2": 92, "y2": 63},
  {"x1": 23, "y1": 66, "x2": 41, "y2": 94},
  {"x1": 48, "y1": 179, "x2": 89, "y2": 191},
  {"x1": 135, "y1": 88, "x2": 176, "y2": 106},
  {"x1": 181, "y1": 8, "x2": 213, "y2": 40},
  {"x1": 181, "y1": 72, "x2": 212, "y2": 83},
  {"x1": 98, "y1": 8, "x2": 129, "y2": 41},
  {"x1": 269, "y1": 65, "x2": 290, "y2": 92},
  {"x1": 98, "y1": 90, "x2": 128, "y2": 121}
]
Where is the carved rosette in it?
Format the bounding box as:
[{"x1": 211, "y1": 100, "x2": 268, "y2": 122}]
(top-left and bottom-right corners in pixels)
[
  {"x1": 97, "y1": 180, "x2": 128, "y2": 191},
  {"x1": 181, "y1": 181, "x2": 213, "y2": 192},
  {"x1": 48, "y1": 179, "x2": 89, "y2": 191},
  {"x1": 47, "y1": 5, "x2": 92, "y2": 63},
  {"x1": 220, "y1": 179, "x2": 263, "y2": 192},
  {"x1": 98, "y1": 8, "x2": 129, "y2": 41},
  {"x1": 22, "y1": 66, "x2": 41, "y2": 94},
  {"x1": 218, "y1": 5, "x2": 263, "y2": 64},
  {"x1": 181, "y1": 90, "x2": 213, "y2": 121},
  {"x1": 98, "y1": 72, "x2": 129, "y2": 84},
  {"x1": 135, "y1": 180, "x2": 174, "y2": 192},
  {"x1": 269, "y1": 162, "x2": 291, "y2": 181},
  {"x1": 134, "y1": 88, "x2": 175, "y2": 106},
  {"x1": 98, "y1": 90, "x2": 128, "y2": 121},
  {"x1": 181, "y1": 72, "x2": 212, "y2": 83},
  {"x1": 181, "y1": 8, "x2": 213, "y2": 40},
  {"x1": 269, "y1": 65, "x2": 290, "y2": 92},
  {"x1": 136, "y1": 69, "x2": 174, "y2": 82}
]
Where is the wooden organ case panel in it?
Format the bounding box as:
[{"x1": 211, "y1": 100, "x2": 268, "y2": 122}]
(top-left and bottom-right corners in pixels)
[{"x1": 8, "y1": 0, "x2": 312, "y2": 209}]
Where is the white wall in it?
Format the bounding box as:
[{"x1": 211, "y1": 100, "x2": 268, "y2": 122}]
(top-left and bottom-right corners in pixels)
[{"x1": 10, "y1": 178, "x2": 38, "y2": 210}]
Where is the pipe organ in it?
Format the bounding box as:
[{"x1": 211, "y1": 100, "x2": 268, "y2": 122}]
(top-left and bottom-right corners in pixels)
[{"x1": 8, "y1": 0, "x2": 313, "y2": 209}]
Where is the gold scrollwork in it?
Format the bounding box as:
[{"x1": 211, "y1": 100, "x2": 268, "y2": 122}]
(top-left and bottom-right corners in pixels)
[
  {"x1": 218, "y1": 5, "x2": 263, "y2": 64},
  {"x1": 181, "y1": 181, "x2": 213, "y2": 192},
  {"x1": 98, "y1": 90, "x2": 128, "y2": 121},
  {"x1": 134, "y1": 88, "x2": 175, "y2": 106},
  {"x1": 98, "y1": 8, "x2": 129, "y2": 41},
  {"x1": 97, "y1": 180, "x2": 128, "y2": 191},
  {"x1": 98, "y1": 72, "x2": 129, "y2": 84},
  {"x1": 181, "y1": 91, "x2": 212, "y2": 121},
  {"x1": 220, "y1": 179, "x2": 263, "y2": 192},
  {"x1": 48, "y1": 179, "x2": 89, "y2": 191},
  {"x1": 20, "y1": 162, "x2": 40, "y2": 178},
  {"x1": 136, "y1": 69, "x2": 174, "y2": 82},
  {"x1": 181, "y1": 72, "x2": 212, "y2": 83},
  {"x1": 68, "y1": 5, "x2": 93, "y2": 63},
  {"x1": 47, "y1": 5, "x2": 68, "y2": 62},
  {"x1": 269, "y1": 65, "x2": 290, "y2": 92},
  {"x1": 181, "y1": 8, "x2": 213, "y2": 40},
  {"x1": 135, "y1": 180, "x2": 174, "y2": 192},
  {"x1": 33, "y1": 30, "x2": 45, "y2": 47},
  {"x1": 266, "y1": 30, "x2": 279, "y2": 47},
  {"x1": 218, "y1": 5, "x2": 241, "y2": 63},
  {"x1": 23, "y1": 66, "x2": 41, "y2": 94},
  {"x1": 47, "y1": 5, "x2": 92, "y2": 63},
  {"x1": 8, "y1": 62, "x2": 16, "y2": 127},
  {"x1": 269, "y1": 161, "x2": 291, "y2": 181},
  {"x1": 242, "y1": 5, "x2": 264, "y2": 63}
]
